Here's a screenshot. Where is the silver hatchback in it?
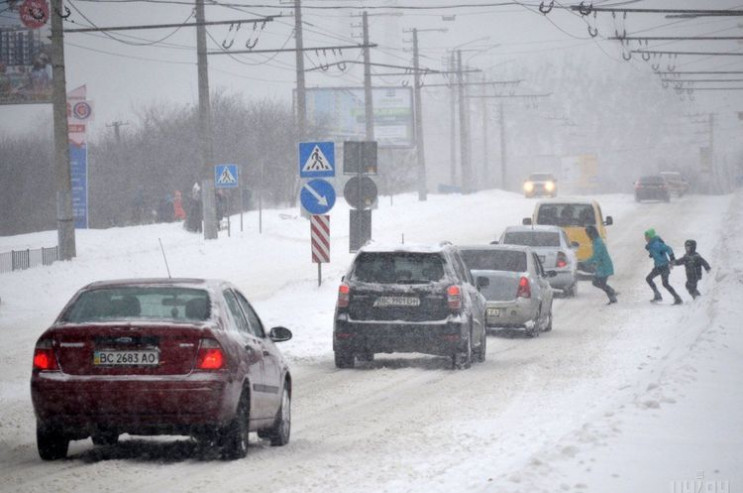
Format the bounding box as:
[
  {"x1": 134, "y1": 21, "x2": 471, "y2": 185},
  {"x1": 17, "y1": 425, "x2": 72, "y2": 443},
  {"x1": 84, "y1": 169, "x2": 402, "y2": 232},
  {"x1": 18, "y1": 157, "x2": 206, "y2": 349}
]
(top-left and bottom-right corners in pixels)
[
  {"x1": 459, "y1": 245, "x2": 555, "y2": 337},
  {"x1": 497, "y1": 225, "x2": 579, "y2": 296}
]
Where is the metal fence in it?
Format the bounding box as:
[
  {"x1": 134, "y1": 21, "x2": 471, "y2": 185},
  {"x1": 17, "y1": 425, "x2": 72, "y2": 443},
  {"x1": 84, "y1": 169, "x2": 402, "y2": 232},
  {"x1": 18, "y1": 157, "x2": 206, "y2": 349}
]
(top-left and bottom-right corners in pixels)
[{"x1": 0, "y1": 246, "x2": 59, "y2": 274}]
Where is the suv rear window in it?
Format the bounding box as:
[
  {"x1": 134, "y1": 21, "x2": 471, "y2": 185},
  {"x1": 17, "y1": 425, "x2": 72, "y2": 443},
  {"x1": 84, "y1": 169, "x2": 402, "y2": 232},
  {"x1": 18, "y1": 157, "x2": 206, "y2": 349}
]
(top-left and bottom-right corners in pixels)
[
  {"x1": 537, "y1": 203, "x2": 595, "y2": 227},
  {"x1": 503, "y1": 231, "x2": 560, "y2": 247},
  {"x1": 460, "y1": 250, "x2": 527, "y2": 272},
  {"x1": 351, "y1": 252, "x2": 445, "y2": 284},
  {"x1": 639, "y1": 175, "x2": 665, "y2": 185}
]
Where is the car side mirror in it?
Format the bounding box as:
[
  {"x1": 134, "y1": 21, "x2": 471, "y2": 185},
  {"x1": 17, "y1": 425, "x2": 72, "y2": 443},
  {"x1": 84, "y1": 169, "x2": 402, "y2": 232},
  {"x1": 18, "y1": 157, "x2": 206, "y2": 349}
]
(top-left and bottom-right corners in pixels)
[
  {"x1": 546, "y1": 270, "x2": 558, "y2": 278},
  {"x1": 522, "y1": 218, "x2": 532, "y2": 225},
  {"x1": 490, "y1": 240, "x2": 499, "y2": 245},
  {"x1": 604, "y1": 216, "x2": 613, "y2": 226},
  {"x1": 476, "y1": 276, "x2": 490, "y2": 290},
  {"x1": 269, "y1": 326, "x2": 293, "y2": 343},
  {"x1": 570, "y1": 241, "x2": 580, "y2": 249}
]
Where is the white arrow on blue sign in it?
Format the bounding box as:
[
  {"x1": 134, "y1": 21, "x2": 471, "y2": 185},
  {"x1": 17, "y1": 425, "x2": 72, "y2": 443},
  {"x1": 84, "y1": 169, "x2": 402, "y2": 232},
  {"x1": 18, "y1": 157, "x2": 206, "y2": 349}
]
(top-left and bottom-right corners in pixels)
[
  {"x1": 300, "y1": 178, "x2": 336, "y2": 215},
  {"x1": 299, "y1": 141, "x2": 335, "y2": 178}
]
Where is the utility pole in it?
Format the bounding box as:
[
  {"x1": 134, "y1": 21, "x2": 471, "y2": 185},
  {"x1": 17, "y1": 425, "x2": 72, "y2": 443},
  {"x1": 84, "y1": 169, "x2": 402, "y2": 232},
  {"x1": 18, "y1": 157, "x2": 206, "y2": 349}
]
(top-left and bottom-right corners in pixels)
[
  {"x1": 457, "y1": 50, "x2": 471, "y2": 194},
  {"x1": 412, "y1": 29, "x2": 427, "y2": 201},
  {"x1": 499, "y1": 101, "x2": 506, "y2": 189},
  {"x1": 51, "y1": 0, "x2": 76, "y2": 260},
  {"x1": 295, "y1": 0, "x2": 306, "y2": 139},
  {"x1": 106, "y1": 121, "x2": 129, "y2": 143},
  {"x1": 449, "y1": 51, "x2": 458, "y2": 186},
  {"x1": 362, "y1": 12, "x2": 374, "y2": 141},
  {"x1": 481, "y1": 78, "x2": 489, "y2": 188},
  {"x1": 195, "y1": 0, "x2": 217, "y2": 240}
]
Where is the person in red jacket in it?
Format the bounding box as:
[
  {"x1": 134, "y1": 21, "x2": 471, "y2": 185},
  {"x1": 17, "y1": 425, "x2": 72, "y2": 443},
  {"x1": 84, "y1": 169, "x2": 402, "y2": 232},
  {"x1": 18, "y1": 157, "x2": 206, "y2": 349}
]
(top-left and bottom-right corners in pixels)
[{"x1": 173, "y1": 190, "x2": 186, "y2": 220}]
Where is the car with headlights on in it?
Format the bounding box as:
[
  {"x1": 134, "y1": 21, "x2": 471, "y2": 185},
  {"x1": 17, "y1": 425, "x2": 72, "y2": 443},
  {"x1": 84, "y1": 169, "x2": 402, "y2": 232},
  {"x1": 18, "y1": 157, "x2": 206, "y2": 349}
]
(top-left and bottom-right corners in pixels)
[
  {"x1": 458, "y1": 245, "x2": 554, "y2": 337},
  {"x1": 31, "y1": 278, "x2": 293, "y2": 461},
  {"x1": 497, "y1": 225, "x2": 579, "y2": 297},
  {"x1": 523, "y1": 172, "x2": 557, "y2": 198},
  {"x1": 333, "y1": 242, "x2": 488, "y2": 370}
]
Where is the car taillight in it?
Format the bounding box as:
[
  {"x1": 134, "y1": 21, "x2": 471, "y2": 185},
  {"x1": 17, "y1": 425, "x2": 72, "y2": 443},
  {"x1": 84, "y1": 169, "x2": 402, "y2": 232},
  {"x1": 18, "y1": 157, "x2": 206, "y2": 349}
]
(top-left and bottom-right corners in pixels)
[
  {"x1": 556, "y1": 251, "x2": 568, "y2": 268},
  {"x1": 447, "y1": 285, "x2": 462, "y2": 311},
  {"x1": 337, "y1": 283, "x2": 350, "y2": 308},
  {"x1": 196, "y1": 339, "x2": 225, "y2": 370},
  {"x1": 33, "y1": 339, "x2": 59, "y2": 371},
  {"x1": 516, "y1": 276, "x2": 531, "y2": 298}
]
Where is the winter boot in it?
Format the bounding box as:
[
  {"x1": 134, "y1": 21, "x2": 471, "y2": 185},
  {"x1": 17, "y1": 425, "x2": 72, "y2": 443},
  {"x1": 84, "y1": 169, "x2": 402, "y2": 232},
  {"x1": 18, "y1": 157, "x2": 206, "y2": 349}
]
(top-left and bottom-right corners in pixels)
[
  {"x1": 650, "y1": 291, "x2": 662, "y2": 303},
  {"x1": 607, "y1": 295, "x2": 618, "y2": 305},
  {"x1": 673, "y1": 296, "x2": 683, "y2": 305}
]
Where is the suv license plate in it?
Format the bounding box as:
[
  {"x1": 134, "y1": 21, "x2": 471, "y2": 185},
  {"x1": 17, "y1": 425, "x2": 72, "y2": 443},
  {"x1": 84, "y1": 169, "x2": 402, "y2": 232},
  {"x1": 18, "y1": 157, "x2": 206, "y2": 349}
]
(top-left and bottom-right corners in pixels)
[
  {"x1": 373, "y1": 296, "x2": 421, "y2": 307},
  {"x1": 93, "y1": 350, "x2": 159, "y2": 366},
  {"x1": 487, "y1": 308, "x2": 501, "y2": 317}
]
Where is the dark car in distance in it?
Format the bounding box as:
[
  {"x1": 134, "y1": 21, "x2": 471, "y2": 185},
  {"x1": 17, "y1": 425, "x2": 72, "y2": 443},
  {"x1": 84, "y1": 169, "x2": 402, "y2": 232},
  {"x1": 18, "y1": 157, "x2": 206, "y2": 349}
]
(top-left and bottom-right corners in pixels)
[
  {"x1": 333, "y1": 242, "x2": 488, "y2": 370},
  {"x1": 635, "y1": 175, "x2": 671, "y2": 202},
  {"x1": 31, "y1": 278, "x2": 293, "y2": 461}
]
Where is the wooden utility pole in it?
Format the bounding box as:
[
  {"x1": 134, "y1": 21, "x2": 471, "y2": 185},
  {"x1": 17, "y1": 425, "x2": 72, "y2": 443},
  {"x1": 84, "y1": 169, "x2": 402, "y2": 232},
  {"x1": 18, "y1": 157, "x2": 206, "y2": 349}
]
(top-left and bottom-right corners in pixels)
[
  {"x1": 195, "y1": 0, "x2": 217, "y2": 240},
  {"x1": 51, "y1": 0, "x2": 76, "y2": 260}
]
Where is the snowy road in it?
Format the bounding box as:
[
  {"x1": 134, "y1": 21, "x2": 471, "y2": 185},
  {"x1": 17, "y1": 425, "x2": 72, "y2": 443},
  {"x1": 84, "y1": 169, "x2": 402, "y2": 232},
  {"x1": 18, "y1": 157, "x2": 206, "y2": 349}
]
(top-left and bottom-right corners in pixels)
[{"x1": 1, "y1": 190, "x2": 741, "y2": 493}]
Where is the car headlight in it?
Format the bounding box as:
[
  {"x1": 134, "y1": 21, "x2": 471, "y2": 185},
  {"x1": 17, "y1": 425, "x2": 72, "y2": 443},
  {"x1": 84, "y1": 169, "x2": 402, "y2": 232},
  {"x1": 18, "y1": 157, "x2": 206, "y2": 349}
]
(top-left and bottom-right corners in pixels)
[
  {"x1": 544, "y1": 181, "x2": 555, "y2": 192},
  {"x1": 523, "y1": 182, "x2": 534, "y2": 192}
]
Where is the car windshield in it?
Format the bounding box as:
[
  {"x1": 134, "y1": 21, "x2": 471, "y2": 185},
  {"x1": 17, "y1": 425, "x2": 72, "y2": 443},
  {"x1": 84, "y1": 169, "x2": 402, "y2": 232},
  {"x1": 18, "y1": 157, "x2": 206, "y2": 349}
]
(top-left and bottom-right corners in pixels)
[
  {"x1": 351, "y1": 252, "x2": 445, "y2": 284},
  {"x1": 460, "y1": 250, "x2": 527, "y2": 273},
  {"x1": 537, "y1": 204, "x2": 595, "y2": 227},
  {"x1": 503, "y1": 231, "x2": 560, "y2": 247},
  {"x1": 60, "y1": 286, "x2": 211, "y2": 323},
  {"x1": 528, "y1": 173, "x2": 553, "y2": 181}
]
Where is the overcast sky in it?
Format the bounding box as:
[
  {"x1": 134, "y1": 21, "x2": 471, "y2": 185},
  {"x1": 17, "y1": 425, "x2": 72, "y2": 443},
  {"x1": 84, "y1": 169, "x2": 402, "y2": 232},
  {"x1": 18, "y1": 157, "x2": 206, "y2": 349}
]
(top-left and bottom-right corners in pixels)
[{"x1": 1, "y1": 0, "x2": 743, "y2": 141}]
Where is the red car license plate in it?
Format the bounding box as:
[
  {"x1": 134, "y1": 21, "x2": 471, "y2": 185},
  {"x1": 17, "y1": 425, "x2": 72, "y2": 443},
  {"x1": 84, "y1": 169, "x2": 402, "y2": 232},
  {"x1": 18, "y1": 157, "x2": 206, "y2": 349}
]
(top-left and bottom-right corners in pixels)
[{"x1": 93, "y1": 350, "x2": 159, "y2": 366}]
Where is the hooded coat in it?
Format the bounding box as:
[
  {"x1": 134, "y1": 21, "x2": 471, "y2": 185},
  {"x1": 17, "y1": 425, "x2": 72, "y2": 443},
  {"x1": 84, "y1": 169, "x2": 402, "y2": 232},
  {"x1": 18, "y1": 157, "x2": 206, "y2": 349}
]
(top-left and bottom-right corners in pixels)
[
  {"x1": 673, "y1": 240, "x2": 711, "y2": 282},
  {"x1": 645, "y1": 235, "x2": 675, "y2": 267},
  {"x1": 585, "y1": 232, "x2": 614, "y2": 278}
]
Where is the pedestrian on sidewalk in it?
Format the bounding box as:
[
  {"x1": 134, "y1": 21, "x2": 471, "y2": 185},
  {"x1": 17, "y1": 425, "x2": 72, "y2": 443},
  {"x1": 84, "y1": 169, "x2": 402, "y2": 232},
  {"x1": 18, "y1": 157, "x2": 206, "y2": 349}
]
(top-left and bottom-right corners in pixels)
[
  {"x1": 584, "y1": 225, "x2": 618, "y2": 304},
  {"x1": 644, "y1": 228, "x2": 683, "y2": 305}
]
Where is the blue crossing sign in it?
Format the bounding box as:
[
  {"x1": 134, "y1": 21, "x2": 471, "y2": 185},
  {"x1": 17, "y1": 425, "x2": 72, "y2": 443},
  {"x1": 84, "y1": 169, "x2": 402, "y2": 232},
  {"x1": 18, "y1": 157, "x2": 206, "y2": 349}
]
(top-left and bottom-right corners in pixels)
[
  {"x1": 300, "y1": 179, "x2": 336, "y2": 215},
  {"x1": 299, "y1": 141, "x2": 335, "y2": 178},
  {"x1": 215, "y1": 164, "x2": 239, "y2": 188}
]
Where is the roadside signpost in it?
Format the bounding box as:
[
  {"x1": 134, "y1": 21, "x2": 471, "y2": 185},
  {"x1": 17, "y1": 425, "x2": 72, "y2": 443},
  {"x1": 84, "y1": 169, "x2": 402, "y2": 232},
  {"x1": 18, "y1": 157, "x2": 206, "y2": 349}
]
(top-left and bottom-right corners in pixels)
[{"x1": 298, "y1": 142, "x2": 336, "y2": 285}]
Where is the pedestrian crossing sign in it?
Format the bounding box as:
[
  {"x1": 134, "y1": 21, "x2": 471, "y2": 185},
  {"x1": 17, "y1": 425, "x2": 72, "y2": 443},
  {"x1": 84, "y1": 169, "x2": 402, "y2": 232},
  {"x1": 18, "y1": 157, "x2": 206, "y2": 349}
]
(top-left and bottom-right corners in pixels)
[
  {"x1": 299, "y1": 141, "x2": 335, "y2": 178},
  {"x1": 215, "y1": 164, "x2": 239, "y2": 188}
]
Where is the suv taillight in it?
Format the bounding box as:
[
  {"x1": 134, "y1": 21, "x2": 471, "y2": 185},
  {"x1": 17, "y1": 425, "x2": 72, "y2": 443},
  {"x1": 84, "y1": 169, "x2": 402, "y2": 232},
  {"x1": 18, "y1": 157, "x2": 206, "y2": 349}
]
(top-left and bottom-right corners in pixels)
[
  {"x1": 337, "y1": 283, "x2": 350, "y2": 308},
  {"x1": 516, "y1": 277, "x2": 531, "y2": 298},
  {"x1": 33, "y1": 339, "x2": 59, "y2": 371},
  {"x1": 447, "y1": 285, "x2": 462, "y2": 312},
  {"x1": 196, "y1": 339, "x2": 225, "y2": 370},
  {"x1": 556, "y1": 251, "x2": 568, "y2": 268}
]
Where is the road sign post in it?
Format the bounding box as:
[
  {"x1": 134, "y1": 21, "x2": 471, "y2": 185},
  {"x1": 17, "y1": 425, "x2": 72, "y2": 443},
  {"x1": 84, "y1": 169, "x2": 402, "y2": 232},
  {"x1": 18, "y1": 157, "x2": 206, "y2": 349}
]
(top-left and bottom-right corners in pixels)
[{"x1": 311, "y1": 214, "x2": 330, "y2": 286}]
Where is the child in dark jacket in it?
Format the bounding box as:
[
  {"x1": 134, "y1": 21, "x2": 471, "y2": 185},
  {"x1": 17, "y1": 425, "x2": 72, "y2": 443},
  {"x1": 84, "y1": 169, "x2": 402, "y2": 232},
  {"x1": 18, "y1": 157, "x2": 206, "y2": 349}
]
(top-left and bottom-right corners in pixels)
[{"x1": 673, "y1": 239, "x2": 711, "y2": 299}]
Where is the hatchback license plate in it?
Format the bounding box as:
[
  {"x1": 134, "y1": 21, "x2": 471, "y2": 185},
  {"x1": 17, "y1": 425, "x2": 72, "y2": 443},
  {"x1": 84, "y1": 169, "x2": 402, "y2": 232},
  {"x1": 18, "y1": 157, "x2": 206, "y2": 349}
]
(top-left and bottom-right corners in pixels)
[{"x1": 94, "y1": 350, "x2": 159, "y2": 366}]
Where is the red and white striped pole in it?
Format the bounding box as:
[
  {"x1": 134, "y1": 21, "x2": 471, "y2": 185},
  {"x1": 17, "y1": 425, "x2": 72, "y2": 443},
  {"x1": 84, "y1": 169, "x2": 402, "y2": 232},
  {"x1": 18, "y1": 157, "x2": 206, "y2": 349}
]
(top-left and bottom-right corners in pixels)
[{"x1": 311, "y1": 215, "x2": 330, "y2": 286}]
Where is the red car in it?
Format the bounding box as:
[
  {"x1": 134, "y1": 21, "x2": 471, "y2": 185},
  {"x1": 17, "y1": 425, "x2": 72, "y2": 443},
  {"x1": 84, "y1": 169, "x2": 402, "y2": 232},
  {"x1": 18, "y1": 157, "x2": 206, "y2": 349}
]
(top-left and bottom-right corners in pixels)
[{"x1": 31, "y1": 278, "x2": 293, "y2": 461}]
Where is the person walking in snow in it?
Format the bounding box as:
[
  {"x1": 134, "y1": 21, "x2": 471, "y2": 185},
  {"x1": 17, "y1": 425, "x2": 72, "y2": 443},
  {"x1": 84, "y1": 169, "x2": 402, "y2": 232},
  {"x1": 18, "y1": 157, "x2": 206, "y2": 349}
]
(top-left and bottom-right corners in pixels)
[
  {"x1": 584, "y1": 225, "x2": 617, "y2": 304},
  {"x1": 672, "y1": 239, "x2": 711, "y2": 299},
  {"x1": 644, "y1": 228, "x2": 683, "y2": 305}
]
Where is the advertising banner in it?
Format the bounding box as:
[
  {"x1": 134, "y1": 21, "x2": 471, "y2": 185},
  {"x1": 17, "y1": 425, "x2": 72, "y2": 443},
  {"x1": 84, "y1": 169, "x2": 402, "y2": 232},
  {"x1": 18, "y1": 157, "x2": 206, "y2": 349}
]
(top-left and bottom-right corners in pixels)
[
  {"x1": 304, "y1": 87, "x2": 414, "y2": 148},
  {"x1": 0, "y1": 0, "x2": 53, "y2": 105}
]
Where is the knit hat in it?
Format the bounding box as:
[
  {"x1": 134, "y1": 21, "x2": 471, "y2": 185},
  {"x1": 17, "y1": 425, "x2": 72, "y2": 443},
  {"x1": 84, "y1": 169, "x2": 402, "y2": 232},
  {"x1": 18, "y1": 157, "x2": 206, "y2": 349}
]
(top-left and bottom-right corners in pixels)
[{"x1": 644, "y1": 228, "x2": 656, "y2": 238}]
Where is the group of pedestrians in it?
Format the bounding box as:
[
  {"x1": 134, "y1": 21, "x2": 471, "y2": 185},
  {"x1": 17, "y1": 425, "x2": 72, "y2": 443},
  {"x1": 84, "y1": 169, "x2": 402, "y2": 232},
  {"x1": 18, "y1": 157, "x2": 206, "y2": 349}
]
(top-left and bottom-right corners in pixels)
[{"x1": 583, "y1": 226, "x2": 711, "y2": 306}]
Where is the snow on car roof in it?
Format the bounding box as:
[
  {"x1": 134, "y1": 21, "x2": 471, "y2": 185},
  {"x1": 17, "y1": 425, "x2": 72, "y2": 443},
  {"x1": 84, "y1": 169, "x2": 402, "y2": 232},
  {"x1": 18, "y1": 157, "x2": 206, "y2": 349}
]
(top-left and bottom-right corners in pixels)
[
  {"x1": 502, "y1": 224, "x2": 564, "y2": 233},
  {"x1": 357, "y1": 242, "x2": 451, "y2": 254}
]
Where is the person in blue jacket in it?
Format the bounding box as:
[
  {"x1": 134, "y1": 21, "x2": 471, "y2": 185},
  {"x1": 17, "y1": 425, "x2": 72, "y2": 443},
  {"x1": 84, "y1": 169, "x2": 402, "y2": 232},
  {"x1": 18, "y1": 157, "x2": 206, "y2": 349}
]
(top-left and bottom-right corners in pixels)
[
  {"x1": 644, "y1": 228, "x2": 683, "y2": 304},
  {"x1": 584, "y1": 225, "x2": 617, "y2": 304}
]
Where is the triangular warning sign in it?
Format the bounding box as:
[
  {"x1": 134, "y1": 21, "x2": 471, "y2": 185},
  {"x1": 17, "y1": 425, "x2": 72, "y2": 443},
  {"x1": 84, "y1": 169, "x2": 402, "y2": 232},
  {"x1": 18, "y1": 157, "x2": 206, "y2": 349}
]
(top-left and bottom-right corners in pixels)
[
  {"x1": 217, "y1": 167, "x2": 237, "y2": 185},
  {"x1": 302, "y1": 145, "x2": 333, "y2": 172}
]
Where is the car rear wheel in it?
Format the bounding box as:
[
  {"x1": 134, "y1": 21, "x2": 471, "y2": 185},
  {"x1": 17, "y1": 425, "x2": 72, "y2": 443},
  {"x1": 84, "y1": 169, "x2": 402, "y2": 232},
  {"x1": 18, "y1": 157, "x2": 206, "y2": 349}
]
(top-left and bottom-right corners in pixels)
[
  {"x1": 258, "y1": 385, "x2": 291, "y2": 447},
  {"x1": 334, "y1": 351, "x2": 355, "y2": 369},
  {"x1": 37, "y1": 422, "x2": 69, "y2": 461},
  {"x1": 453, "y1": 331, "x2": 472, "y2": 370},
  {"x1": 220, "y1": 392, "x2": 250, "y2": 460}
]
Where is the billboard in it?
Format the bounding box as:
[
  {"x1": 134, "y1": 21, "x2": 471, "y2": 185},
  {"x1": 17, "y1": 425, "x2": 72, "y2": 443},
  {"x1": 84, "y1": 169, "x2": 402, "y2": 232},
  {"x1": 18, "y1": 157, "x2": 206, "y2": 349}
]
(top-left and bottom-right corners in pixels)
[
  {"x1": 0, "y1": 0, "x2": 53, "y2": 105},
  {"x1": 304, "y1": 86, "x2": 414, "y2": 148}
]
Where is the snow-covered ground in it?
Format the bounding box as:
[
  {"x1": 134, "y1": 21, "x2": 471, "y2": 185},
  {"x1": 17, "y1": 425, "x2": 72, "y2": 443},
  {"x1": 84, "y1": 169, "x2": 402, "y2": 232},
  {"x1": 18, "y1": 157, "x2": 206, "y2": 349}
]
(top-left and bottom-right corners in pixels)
[{"x1": 1, "y1": 189, "x2": 741, "y2": 493}]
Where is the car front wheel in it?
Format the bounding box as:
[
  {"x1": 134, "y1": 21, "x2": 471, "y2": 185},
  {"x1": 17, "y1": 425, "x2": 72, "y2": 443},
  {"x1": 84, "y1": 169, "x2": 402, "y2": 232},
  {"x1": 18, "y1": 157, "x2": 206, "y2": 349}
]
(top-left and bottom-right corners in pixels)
[{"x1": 258, "y1": 385, "x2": 291, "y2": 447}]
